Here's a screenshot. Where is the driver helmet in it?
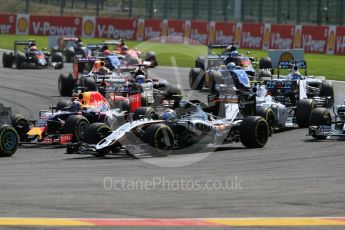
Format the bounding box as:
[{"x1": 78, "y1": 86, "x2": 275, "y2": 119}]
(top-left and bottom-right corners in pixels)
[
  {"x1": 227, "y1": 62, "x2": 236, "y2": 70},
  {"x1": 70, "y1": 100, "x2": 81, "y2": 112},
  {"x1": 135, "y1": 75, "x2": 145, "y2": 84},
  {"x1": 162, "y1": 109, "x2": 176, "y2": 120},
  {"x1": 230, "y1": 50, "x2": 239, "y2": 58},
  {"x1": 122, "y1": 45, "x2": 128, "y2": 52},
  {"x1": 291, "y1": 65, "x2": 301, "y2": 79},
  {"x1": 76, "y1": 41, "x2": 84, "y2": 48}
]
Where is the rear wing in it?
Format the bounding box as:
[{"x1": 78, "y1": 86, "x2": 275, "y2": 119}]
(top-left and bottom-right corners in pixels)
[
  {"x1": 277, "y1": 60, "x2": 307, "y2": 77},
  {"x1": 278, "y1": 60, "x2": 307, "y2": 69},
  {"x1": 14, "y1": 40, "x2": 36, "y2": 52},
  {"x1": 62, "y1": 37, "x2": 79, "y2": 41}
]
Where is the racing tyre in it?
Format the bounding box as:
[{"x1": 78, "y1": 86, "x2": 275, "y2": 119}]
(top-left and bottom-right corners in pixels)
[
  {"x1": 83, "y1": 77, "x2": 97, "y2": 91},
  {"x1": 0, "y1": 125, "x2": 19, "y2": 157},
  {"x1": 259, "y1": 57, "x2": 272, "y2": 69},
  {"x1": 141, "y1": 123, "x2": 174, "y2": 157},
  {"x1": 320, "y1": 80, "x2": 334, "y2": 107},
  {"x1": 258, "y1": 69, "x2": 272, "y2": 80},
  {"x1": 63, "y1": 115, "x2": 90, "y2": 142},
  {"x1": 2, "y1": 52, "x2": 13, "y2": 68},
  {"x1": 256, "y1": 107, "x2": 275, "y2": 136},
  {"x1": 165, "y1": 84, "x2": 182, "y2": 99},
  {"x1": 51, "y1": 52, "x2": 64, "y2": 69},
  {"x1": 58, "y1": 73, "x2": 75, "y2": 96},
  {"x1": 295, "y1": 99, "x2": 315, "y2": 128},
  {"x1": 15, "y1": 54, "x2": 24, "y2": 69},
  {"x1": 189, "y1": 68, "x2": 204, "y2": 90},
  {"x1": 56, "y1": 99, "x2": 71, "y2": 111},
  {"x1": 144, "y1": 51, "x2": 157, "y2": 67},
  {"x1": 195, "y1": 56, "x2": 205, "y2": 70},
  {"x1": 208, "y1": 71, "x2": 220, "y2": 93},
  {"x1": 84, "y1": 123, "x2": 112, "y2": 157},
  {"x1": 309, "y1": 108, "x2": 331, "y2": 140},
  {"x1": 133, "y1": 107, "x2": 156, "y2": 120},
  {"x1": 11, "y1": 114, "x2": 30, "y2": 141},
  {"x1": 240, "y1": 116, "x2": 269, "y2": 148}
]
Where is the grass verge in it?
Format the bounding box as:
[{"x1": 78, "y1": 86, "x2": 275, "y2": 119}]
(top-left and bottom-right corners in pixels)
[{"x1": 0, "y1": 34, "x2": 344, "y2": 81}]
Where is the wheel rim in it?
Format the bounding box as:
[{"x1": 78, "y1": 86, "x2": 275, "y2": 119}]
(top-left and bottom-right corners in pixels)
[
  {"x1": 2, "y1": 131, "x2": 17, "y2": 151},
  {"x1": 77, "y1": 121, "x2": 89, "y2": 140},
  {"x1": 155, "y1": 127, "x2": 173, "y2": 150},
  {"x1": 256, "y1": 121, "x2": 268, "y2": 145}
]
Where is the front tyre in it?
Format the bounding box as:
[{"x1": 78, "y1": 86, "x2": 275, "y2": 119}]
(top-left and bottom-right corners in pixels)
[
  {"x1": 295, "y1": 99, "x2": 315, "y2": 128},
  {"x1": 84, "y1": 123, "x2": 112, "y2": 157},
  {"x1": 0, "y1": 125, "x2": 19, "y2": 157},
  {"x1": 63, "y1": 115, "x2": 90, "y2": 142},
  {"x1": 58, "y1": 73, "x2": 75, "y2": 96},
  {"x1": 141, "y1": 123, "x2": 174, "y2": 157},
  {"x1": 240, "y1": 116, "x2": 269, "y2": 148},
  {"x1": 309, "y1": 108, "x2": 331, "y2": 140}
]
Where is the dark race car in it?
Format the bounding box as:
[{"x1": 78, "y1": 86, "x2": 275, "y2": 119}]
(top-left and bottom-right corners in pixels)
[
  {"x1": 308, "y1": 102, "x2": 345, "y2": 140},
  {"x1": 11, "y1": 91, "x2": 115, "y2": 145},
  {"x1": 51, "y1": 37, "x2": 86, "y2": 63},
  {"x1": 3, "y1": 40, "x2": 63, "y2": 69}
]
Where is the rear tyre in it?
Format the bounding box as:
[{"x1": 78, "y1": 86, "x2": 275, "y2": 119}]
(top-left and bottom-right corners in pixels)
[
  {"x1": 83, "y1": 77, "x2": 97, "y2": 91},
  {"x1": 259, "y1": 57, "x2": 272, "y2": 69},
  {"x1": 11, "y1": 114, "x2": 30, "y2": 141},
  {"x1": 195, "y1": 56, "x2": 205, "y2": 70},
  {"x1": 256, "y1": 107, "x2": 275, "y2": 135},
  {"x1": 240, "y1": 116, "x2": 269, "y2": 148},
  {"x1": 84, "y1": 123, "x2": 112, "y2": 157},
  {"x1": 141, "y1": 123, "x2": 174, "y2": 157},
  {"x1": 258, "y1": 69, "x2": 272, "y2": 80},
  {"x1": 15, "y1": 54, "x2": 24, "y2": 69},
  {"x1": 2, "y1": 52, "x2": 13, "y2": 68},
  {"x1": 189, "y1": 68, "x2": 204, "y2": 90},
  {"x1": 320, "y1": 80, "x2": 334, "y2": 107},
  {"x1": 208, "y1": 71, "x2": 220, "y2": 93},
  {"x1": 58, "y1": 73, "x2": 75, "y2": 96},
  {"x1": 56, "y1": 99, "x2": 71, "y2": 111},
  {"x1": 62, "y1": 115, "x2": 89, "y2": 142},
  {"x1": 295, "y1": 99, "x2": 315, "y2": 128},
  {"x1": 133, "y1": 107, "x2": 155, "y2": 120},
  {"x1": 144, "y1": 51, "x2": 157, "y2": 67},
  {"x1": 309, "y1": 108, "x2": 331, "y2": 140},
  {"x1": 0, "y1": 125, "x2": 19, "y2": 157}
]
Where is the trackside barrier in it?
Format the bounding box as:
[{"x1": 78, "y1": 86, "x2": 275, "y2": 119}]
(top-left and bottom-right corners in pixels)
[{"x1": 0, "y1": 13, "x2": 345, "y2": 55}]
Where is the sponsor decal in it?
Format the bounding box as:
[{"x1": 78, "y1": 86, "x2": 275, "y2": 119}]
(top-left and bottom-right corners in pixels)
[
  {"x1": 214, "y1": 22, "x2": 235, "y2": 44},
  {"x1": 301, "y1": 25, "x2": 328, "y2": 53},
  {"x1": 29, "y1": 15, "x2": 82, "y2": 36},
  {"x1": 16, "y1": 14, "x2": 29, "y2": 35},
  {"x1": 0, "y1": 14, "x2": 16, "y2": 34},
  {"x1": 334, "y1": 26, "x2": 345, "y2": 55},
  {"x1": 240, "y1": 23, "x2": 263, "y2": 49},
  {"x1": 96, "y1": 18, "x2": 136, "y2": 40},
  {"x1": 270, "y1": 24, "x2": 294, "y2": 49},
  {"x1": 82, "y1": 16, "x2": 96, "y2": 38}
]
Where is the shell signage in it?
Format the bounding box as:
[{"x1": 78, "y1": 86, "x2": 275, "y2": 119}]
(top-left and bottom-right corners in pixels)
[
  {"x1": 16, "y1": 14, "x2": 29, "y2": 35},
  {"x1": 82, "y1": 16, "x2": 96, "y2": 38}
]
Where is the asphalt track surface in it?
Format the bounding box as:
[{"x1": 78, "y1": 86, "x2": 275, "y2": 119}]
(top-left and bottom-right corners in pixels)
[{"x1": 0, "y1": 56, "x2": 345, "y2": 229}]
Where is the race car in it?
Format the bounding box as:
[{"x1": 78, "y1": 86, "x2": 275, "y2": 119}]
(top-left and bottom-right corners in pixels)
[
  {"x1": 86, "y1": 40, "x2": 158, "y2": 67},
  {"x1": 2, "y1": 40, "x2": 63, "y2": 69},
  {"x1": 264, "y1": 60, "x2": 334, "y2": 107},
  {"x1": 51, "y1": 37, "x2": 86, "y2": 62},
  {"x1": 0, "y1": 103, "x2": 20, "y2": 157},
  {"x1": 66, "y1": 93, "x2": 269, "y2": 157},
  {"x1": 204, "y1": 64, "x2": 316, "y2": 131},
  {"x1": 308, "y1": 101, "x2": 345, "y2": 140},
  {"x1": 190, "y1": 44, "x2": 271, "y2": 92}
]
